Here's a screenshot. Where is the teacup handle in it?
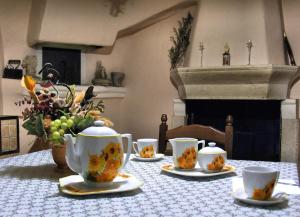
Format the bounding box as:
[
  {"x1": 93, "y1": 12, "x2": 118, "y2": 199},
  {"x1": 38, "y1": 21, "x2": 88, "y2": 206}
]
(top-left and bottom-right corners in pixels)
[
  {"x1": 121, "y1": 134, "x2": 132, "y2": 169},
  {"x1": 133, "y1": 142, "x2": 139, "y2": 154},
  {"x1": 198, "y1": 140, "x2": 205, "y2": 149}
]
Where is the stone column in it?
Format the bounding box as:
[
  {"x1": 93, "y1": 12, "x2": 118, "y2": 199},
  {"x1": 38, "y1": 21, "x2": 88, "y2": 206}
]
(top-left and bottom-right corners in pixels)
[{"x1": 281, "y1": 99, "x2": 300, "y2": 162}]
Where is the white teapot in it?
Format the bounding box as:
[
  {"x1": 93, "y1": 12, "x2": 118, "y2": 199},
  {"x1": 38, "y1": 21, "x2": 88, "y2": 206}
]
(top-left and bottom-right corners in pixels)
[
  {"x1": 64, "y1": 120, "x2": 132, "y2": 186},
  {"x1": 198, "y1": 142, "x2": 227, "y2": 172}
]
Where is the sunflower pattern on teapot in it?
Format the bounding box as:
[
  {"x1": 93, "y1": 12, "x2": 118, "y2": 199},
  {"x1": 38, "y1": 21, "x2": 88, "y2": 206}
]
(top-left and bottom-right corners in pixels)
[
  {"x1": 177, "y1": 147, "x2": 197, "y2": 169},
  {"x1": 139, "y1": 145, "x2": 155, "y2": 158},
  {"x1": 86, "y1": 142, "x2": 123, "y2": 182}
]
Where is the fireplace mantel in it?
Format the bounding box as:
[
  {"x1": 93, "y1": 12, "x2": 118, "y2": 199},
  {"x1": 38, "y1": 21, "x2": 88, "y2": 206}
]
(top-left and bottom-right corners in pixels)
[{"x1": 171, "y1": 65, "x2": 300, "y2": 100}]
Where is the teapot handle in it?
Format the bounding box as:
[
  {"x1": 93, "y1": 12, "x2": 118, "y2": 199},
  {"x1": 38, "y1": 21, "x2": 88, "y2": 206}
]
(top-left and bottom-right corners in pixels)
[{"x1": 121, "y1": 134, "x2": 132, "y2": 169}]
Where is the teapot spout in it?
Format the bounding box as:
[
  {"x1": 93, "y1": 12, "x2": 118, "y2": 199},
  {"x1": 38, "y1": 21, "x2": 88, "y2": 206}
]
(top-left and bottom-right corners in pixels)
[{"x1": 64, "y1": 134, "x2": 81, "y2": 174}]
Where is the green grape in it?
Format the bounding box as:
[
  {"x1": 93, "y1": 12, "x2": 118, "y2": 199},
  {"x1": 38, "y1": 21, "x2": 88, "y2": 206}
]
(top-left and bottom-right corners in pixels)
[
  {"x1": 59, "y1": 129, "x2": 65, "y2": 136},
  {"x1": 50, "y1": 127, "x2": 57, "y2": 133},
  {"x1": 52, "y1": 131, "x2": 61, "y2": 140},
  {"x1": 60, "y1": 116, "x2": 67, "y2": 122},
  {"x1": 54, "y1": 119, "x2": 61, "y2": 127},
  {"x1": 70, "y1": 116, "x2": 75, "y2": 121},
  {"x1": 50, "y1": 121, "x2": 55, "y2": 127},
  {"x1": 67, "y1": 119, "x2": 74, "y2": 128},
  {"x1": 61, "y1": 122, "x2": 68, "y2": 130}
]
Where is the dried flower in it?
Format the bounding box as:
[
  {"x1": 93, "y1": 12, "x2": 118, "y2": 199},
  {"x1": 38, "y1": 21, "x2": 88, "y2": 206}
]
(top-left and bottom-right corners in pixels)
[{"x1": 19, "y1": 73, "x2": 112, "y2": 145}]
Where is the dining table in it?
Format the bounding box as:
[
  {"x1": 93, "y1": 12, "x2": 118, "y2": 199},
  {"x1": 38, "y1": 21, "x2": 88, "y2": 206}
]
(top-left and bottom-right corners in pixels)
[{"x1": 0, "y1": 150, "x2": 299, "y2": 217}]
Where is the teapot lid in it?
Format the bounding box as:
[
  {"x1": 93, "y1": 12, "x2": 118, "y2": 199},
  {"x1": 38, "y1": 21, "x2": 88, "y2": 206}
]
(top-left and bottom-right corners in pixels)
[
  {"x1": 79, "y1": 120, "x2": 119, "y2": 137},
  {"x1": 198, "y1": 142, "x2": 226, "y2": 155}
]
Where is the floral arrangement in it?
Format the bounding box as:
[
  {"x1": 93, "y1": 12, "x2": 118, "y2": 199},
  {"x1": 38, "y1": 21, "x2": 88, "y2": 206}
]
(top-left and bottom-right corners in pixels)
[{"x1": 19, "y1": 74, "x2": 113, "y2": 146}]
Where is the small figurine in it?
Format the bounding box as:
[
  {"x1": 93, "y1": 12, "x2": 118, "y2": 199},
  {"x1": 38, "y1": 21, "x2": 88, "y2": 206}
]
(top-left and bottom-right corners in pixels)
[
  {"x1": 223, "y1": 43, "x2": 230, "y2": 66},
  {"x1": 22, "y1": 55, "x2": 40, "y2": 79},
  {"x1": 199, "y1": 41, "x2": 204, "y2": 67},
  {"x1": 246, "y1": 40, "x2": 253, "y2": 65},
  {"x1": 91, "y1": 61, "x2": 111, "y2": 86}
]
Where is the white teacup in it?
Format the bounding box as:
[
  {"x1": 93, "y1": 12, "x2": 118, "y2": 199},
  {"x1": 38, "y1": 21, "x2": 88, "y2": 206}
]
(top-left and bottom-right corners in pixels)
[
  {"x1": 242, "y1": 166, "x2": 279, "y2": 200},
  {"x1": 133, "y1": 138, "x2": 158, "y2": 158}
]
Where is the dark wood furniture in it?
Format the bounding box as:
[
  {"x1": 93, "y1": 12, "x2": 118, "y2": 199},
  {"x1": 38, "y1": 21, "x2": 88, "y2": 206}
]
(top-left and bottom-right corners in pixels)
[{"x1": 159, "y1": 114, "x2": 234, "y2": 158}]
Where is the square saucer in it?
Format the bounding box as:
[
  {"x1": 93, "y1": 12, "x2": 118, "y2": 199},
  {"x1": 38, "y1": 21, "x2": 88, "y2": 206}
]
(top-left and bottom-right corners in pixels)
[
  {"x1": 161, "y1": 163, "x2": 235, "y2": 177},
  {"x1": 132, "y1": 153, "x2": 164, "y2": 162},
  {"x1": 232, "y1": 188, "x2": 288, "y2": 206},
  {"x1": 59, "y1": 173, "x2": 143, "y2": 196}
]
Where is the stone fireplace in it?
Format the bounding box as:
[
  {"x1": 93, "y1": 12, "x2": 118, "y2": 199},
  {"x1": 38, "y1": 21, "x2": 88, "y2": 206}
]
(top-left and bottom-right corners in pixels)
[
  {"x1": 171, "y1": 65, "x2": 300, "y2": 162},
  {"x1": 169, "y1": 0, "x2": 300, "y2": 163}
]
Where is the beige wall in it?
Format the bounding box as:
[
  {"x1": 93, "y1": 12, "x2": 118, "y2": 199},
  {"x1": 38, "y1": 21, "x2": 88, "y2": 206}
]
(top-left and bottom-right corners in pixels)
[
  {"x1": 0, "y1": 0, "x2": 300, "y2": 154},
  {"x1": 36, "y1": 0, "x2": 185, "y2": 46},
  {"x1": 186, "y1": 0, "x2": 285, "y2": 67},
  {"x1": 0, "y1": 0, "x2": 36, "y2": 153},
  {"x1": 86, "y1": 8, "x2": 196, "y2": 140},
  {"x1": 0, "y1": 0, "x2": 35, "y2": 64}
]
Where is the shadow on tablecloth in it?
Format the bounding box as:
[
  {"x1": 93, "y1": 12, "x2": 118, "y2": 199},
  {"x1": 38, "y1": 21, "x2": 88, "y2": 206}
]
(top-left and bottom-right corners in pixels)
[
  {"x1": 0, "y1": 164, "x2": 74, "y2": 181},
  {"x1": 160, "y1": 170, "x2": 237, "y2": 182}
]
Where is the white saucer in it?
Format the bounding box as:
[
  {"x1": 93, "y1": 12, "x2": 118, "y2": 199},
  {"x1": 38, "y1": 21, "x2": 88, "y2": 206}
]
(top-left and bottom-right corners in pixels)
[
  {"x1": 161, "y1": 163, "x2": 236, "y2": 177},
  {"x1": 232, "y1": 188, "x2": 288, "y2": 206},
  {"x1": 132, "y1": 153, "x2": 164, "y2": 161},
  {"x1": 59, "y1": 173, "x2": 143, "y2": 196}
]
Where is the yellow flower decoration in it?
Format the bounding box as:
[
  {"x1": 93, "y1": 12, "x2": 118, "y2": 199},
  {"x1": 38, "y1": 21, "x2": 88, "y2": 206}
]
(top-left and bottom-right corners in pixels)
[
  {"x1": 73, "y1": 90, "x2": 85, "y2": 105},
  {"x1": 87, "y1": 110, "x2": 114, "y2": 127},
  {"x1": 88, "y1": 155, "x2": 101, "y2": 172},
  {"x1": 21, "y1": 75, "x2": 38, "y2": 103}
]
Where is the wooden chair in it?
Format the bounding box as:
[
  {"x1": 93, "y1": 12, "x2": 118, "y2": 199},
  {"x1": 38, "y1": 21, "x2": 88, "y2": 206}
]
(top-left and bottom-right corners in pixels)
[{"x1": 158, "y1": 114, "x2": 234, "y2": 158}]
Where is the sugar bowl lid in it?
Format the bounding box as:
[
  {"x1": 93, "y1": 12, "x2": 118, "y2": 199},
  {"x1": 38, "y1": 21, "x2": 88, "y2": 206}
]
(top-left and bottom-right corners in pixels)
[
  {"x1": 198, "y1": 142, "x2": 226, "y2": 154},
  {"x1": 79, "y1": 120, "x2": 118, "y2": 137}
]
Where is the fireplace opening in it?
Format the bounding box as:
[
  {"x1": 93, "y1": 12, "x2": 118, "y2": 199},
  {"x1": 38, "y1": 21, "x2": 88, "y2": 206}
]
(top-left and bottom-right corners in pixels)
[
  {"x1": 186, "y1": 100, "x2": 281, "y2": 161},
  {"x1": 42, "y1": 47, "x2": 81, "y2": 85}
]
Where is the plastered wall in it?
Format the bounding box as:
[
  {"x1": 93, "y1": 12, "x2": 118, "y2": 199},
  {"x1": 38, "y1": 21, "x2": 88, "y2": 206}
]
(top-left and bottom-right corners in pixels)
[
  {"x1": 86, "y1": 8, "x2": 196, "y2": 140},
  {"x1": 0, "y1": 0, "x2": 300, "y2": 154}
]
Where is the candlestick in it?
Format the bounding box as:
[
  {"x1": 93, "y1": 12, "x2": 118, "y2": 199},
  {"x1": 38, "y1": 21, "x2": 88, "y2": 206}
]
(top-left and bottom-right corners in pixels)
[
  {"x1": 199, "y1": 41, "x2": 204, "y2": 67},
  {"x1": 246, "y1": 40, "x2": 253, "y2": 65}
]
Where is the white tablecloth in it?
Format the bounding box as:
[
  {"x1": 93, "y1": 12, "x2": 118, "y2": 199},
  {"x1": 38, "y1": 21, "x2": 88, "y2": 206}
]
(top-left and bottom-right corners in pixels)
[{"x1": 0, "y1": 150, "x2": 299, "y2": 217}]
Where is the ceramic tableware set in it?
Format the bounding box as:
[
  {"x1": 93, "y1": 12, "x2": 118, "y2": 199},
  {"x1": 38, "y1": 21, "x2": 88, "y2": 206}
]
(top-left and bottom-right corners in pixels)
[
  {"x1": 132, "y1": 138, "x2": 164, "y2": 161},
  {"x1": 60, "y1": 120, "x2": 143, "y2": 195},
  {"x1": 232, "y1": 166, "x2": 287, "y2": 206},
  {"x1": 161, "y1": 137, "x2": 287, "y2": 206},
  {"x1": 59, "y1": 123, "x2": 285, "y2": 206},
  {"x1": 161, "y1": 138, "x2": 235, "y2": 177}
]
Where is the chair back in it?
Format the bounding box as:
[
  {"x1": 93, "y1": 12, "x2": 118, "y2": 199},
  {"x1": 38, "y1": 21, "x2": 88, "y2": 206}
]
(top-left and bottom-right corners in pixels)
[{"x1": 159, "y1": 114, "x2": 233, "y2": 158}]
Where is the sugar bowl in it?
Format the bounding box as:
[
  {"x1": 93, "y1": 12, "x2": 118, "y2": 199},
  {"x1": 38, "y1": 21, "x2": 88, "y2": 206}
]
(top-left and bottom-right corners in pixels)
[{"x1": 198, "y1": 142, "x2": 227, "y2": 172}]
